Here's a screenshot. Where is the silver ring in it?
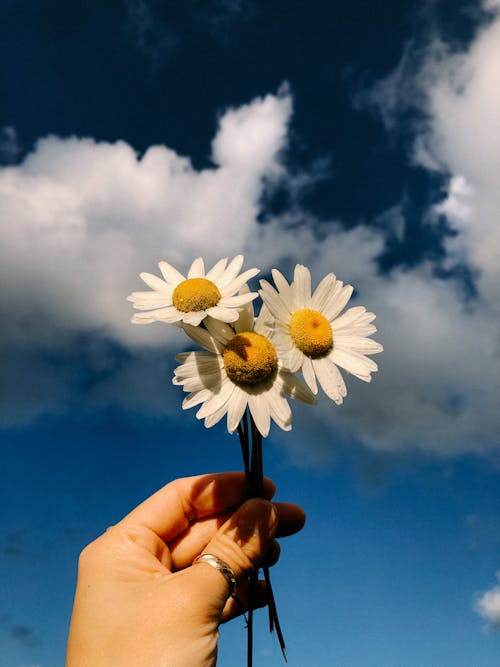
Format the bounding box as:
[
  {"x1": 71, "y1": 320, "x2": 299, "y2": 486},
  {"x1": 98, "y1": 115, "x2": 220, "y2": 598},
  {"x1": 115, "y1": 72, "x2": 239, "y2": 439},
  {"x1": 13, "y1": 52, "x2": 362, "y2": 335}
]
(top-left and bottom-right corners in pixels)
[{"x1": 192, "y1": 553, "x2": 237, "y2": 596}]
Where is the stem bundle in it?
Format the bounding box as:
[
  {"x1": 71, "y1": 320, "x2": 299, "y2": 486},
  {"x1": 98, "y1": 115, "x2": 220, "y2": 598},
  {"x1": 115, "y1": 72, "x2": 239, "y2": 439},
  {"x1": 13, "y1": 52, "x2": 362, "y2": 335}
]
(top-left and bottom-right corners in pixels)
[{"x1": 237, "y1": 410, "x2": 287, "y2": 666}]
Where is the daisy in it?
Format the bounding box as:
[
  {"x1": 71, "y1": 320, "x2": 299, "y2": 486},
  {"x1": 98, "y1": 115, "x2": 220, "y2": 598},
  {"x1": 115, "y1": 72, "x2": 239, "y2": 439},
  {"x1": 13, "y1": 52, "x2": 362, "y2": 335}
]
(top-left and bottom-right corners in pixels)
[
  {"x1": 127, "y1": 255, "x2": 259, "y2": 326},
  {"x1": 259, "y1": 264, "x2": 383, "y2": 404},
  {"x1": 172, "y1": 301, "x2": 316, "y2": 437}
]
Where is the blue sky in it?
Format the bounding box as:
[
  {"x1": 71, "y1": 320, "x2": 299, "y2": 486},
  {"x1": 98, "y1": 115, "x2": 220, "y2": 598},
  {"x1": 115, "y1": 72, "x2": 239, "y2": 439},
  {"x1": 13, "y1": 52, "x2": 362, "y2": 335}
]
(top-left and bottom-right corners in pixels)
[{"x1": 2, "y1": 1, "x2": 500, "y2": 665}]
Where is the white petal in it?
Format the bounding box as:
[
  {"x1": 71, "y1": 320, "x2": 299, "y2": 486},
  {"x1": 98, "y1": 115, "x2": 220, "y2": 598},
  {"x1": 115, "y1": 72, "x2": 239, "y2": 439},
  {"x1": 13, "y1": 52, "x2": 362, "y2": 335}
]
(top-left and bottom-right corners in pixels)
[
  {"x1": 324, "y1": 284, "x2": 354, "y2": 321},
  {"x1": 173, "y1": 354, "x2": 221, "y2": 378},
  {"x1": 179, "y1": 370, "x2": 223, "y2": 392},
  {"x1": 339, "y1": 324, "x2": 377, "y2": 338},
  {"x1": 277, "y1": 370, "x2": 316, "y2": 405},
  {"x1": 293, "y1": 265, "x2": 312, "y2": 308},
  {"x1": 218, "y1": 255, "x2": 244, "y2": 287},
  {"x1": 182, "y1": 324, "x2": 225, "y2": 353},
  {"x1": 312, "y1": 357, "x2": 346, "y2": 404},
  {"x1": 204, "y1": 316, "x2": 235, "y2": 344},
  {"x1": 174, "y1": 360, "x2": 224, "y2": 381},
  {"x1": 220, "y1": 268, "x2": 260, "y2": 297},
  {"x1": 273, "y1": 330, "x2": 294, "y2": 352},
  {"x1": 206, "y1": 305, "x2": 239, "y2": 323},
  {"x1": 131, "y1": 314, "x2": 156, "y2": 324},
  {"x1": 334, "y1": 335, "x2": 383, "y2": 354},
  {"x1": 199, "y1": 317, "x2": 235, "y2": 345},
  {"x1": 197, "y1": 379, "x2": 235, "y2": 419},
  {"x1": 255, "y1": 305, "x2": 276, "y2": 337},
  {"x1": 129, "y1": 303, "x2": 175, "y2": 319},
  {"x1": 332, "y1": 306, "x2": 367, "y2": 329},
  {"x1": 204, "y1": 401, "x2": 231, "y2": 428},
  {"x1": 182, "y1": 389, "x2": 213, "y2": 409},
  {"x1": 152, "y1": 308, "x2": 185, "y2": 323},
  {"x1": 181, "y1": 310, "x2": 207, "y2": 326},
  {"x1": 179, "y1": 377, "x2": 213, "y2": 393},
  {"x1": 311, "y1": 273, "x2": 336, "y2": 312},
  {"x1": 126, "y1": 291, "x2": 172, "y2": 309},
  {"x1": 132, "y1": 308, "x2": 179, "y2": 323},
  {"x1": 236, "y1": 300, "x2": 255, "y2": 333},
  {"x1": 174, "y1": 350, "x2": 218, "y2": 366},
  {"x1": 129, "y1": 299, "x2": 172, "y2": 311},
  {"x1": 271, "y1": 269, "x2": 292, "y2": 300},
  {"x1": 206, "y1": 257, "x2": 228, "y2": 282},
  {"x1": 188, "y1": 257, "x2": 205, "y2": 278},
  {"x1": 248, "y1": 393, "x2": 271, "y2": 437},
  {"x1": 219, "y1": 293, "x2": 257, "y2": 308},
  {"x1": 283, "y1": 345, "x2": 304, "y2": 372},
  {"x1": 301, "y1": 355, "x2": 318, "y2": 394},
  {"x1": 226, "y1": 387, "x2": 248, "y2": 433},
  {"x1": 268, "y1": 387, "x2": 292, "y2": 430},
  {"x1": 330, "y1": 348, "x2": 377, "y2": 381},
  {"x1": 158, "y1": 261, "x2": 185, "y2": 285},
  {"x1": 179, "y1": 362, "x2": 223, "y2": 384},
  {"x1": 139, "y1": 272, "x2": 170, "y2": 293},
  {"x1": 259, "y1": 281, "x2": 291, "y2": 322},
  {"x1": 333, "y1": 308, "x2": 378, "y2": 338}
]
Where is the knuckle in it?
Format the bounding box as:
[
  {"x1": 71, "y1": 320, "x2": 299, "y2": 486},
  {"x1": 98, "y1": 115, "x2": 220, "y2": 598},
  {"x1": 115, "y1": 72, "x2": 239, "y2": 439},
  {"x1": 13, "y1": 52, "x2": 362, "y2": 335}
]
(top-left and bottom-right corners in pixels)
[
  {"x1": 216, "y1": 532, "x2": 256, "y2": 576},
  {"x1": 77, "y1": 524, "x2": 117, "y2": 572},
  {"x1": 77, "y1": 540, "x2": 99, "y2": 572}
]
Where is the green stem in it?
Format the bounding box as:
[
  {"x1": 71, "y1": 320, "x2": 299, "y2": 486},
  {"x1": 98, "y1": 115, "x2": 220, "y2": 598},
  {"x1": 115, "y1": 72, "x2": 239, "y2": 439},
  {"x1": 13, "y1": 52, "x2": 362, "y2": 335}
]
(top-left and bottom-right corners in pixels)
[
  {"x1": 237, "y1": 410, "x2": 287, "y2": 664},
  {"x1": 237, "y1": 413, "x2": 251, "y2": 483},
  {"x1": 249, "y1": 417, "x2": 264, "y2": 497}
]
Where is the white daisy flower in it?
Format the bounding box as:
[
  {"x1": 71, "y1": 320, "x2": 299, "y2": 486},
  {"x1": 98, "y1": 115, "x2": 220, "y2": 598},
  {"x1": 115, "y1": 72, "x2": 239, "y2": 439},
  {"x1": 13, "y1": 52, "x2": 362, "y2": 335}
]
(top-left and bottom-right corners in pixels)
[
  {"x1": 127, "y1": 255, "x2": 259, "y2": 326},
  {"x1": 172, "y1": 301, "x2": 316, "y2": 437},
  {"x1": 259, "y1": 264, "x2": 383, "y2": 404}
]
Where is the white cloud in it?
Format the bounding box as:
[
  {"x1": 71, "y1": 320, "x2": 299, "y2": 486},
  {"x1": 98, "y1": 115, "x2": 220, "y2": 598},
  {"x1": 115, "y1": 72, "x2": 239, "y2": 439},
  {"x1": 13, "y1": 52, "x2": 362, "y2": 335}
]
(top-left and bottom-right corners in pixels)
[
  {"x1": 0, "y1": 89, "x2": 292, "y2": 350},
  {"x1": 340, "y1": 0, "x2": 500, "y2": 457},
  {"x1": 412, "y1": 16, "x2": 500, "y2": 311},
  {"x1": 0, "y1": 89, "x2": 294, "y2": 425},
  {"x1": 475, "y1": 573, "x2": 500, "y2": 630},
  {"x1": 364, "y1": 0, "x2": 500, "y2": 624},
  {"x1": 2, "y1": 22, "x2": 500, "y2": 463}
]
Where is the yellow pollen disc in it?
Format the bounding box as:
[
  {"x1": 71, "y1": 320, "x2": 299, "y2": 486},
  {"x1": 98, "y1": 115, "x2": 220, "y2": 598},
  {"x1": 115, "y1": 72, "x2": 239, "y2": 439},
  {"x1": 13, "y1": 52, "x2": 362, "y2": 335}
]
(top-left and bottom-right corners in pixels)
[
  {"x1": 223, "y1": 332, "x2": 278, "y2": 385},
  {"x1": 289, "y1": 308, "x2": 333, "y2": 357},
  {"x1": 172, "y1": 278, "x2": 221, "y2": 312}
]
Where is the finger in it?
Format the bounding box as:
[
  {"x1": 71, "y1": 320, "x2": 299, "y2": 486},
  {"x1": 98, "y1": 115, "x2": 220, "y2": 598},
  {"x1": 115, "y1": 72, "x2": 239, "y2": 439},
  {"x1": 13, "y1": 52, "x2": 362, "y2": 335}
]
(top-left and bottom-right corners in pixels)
[
  {"x1": 169, "y1": 502, "x2": 303, "y2": 569},
  {"x1": 189, "y1": 498, "x2": 278, "y2": 612},
  {"x1": 261, "y1": 540, "x2": 280, "y2": 568},
  {"x1": 121, "y1": 472, "x2": 276, "y2": 543},
  {"x1": 170, "y1": 513, "x2": 230, "y2": 569},
  {"x1": 273, "y1": 502, "x2": 306, "y2": 537}
]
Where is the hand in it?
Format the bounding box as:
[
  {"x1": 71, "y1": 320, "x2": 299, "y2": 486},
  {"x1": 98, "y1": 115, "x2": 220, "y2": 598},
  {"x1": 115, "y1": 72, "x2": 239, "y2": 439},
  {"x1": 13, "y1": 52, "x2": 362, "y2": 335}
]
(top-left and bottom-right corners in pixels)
[{"x1": 66, "y1": 472, "x2": 305, "y2": 667}]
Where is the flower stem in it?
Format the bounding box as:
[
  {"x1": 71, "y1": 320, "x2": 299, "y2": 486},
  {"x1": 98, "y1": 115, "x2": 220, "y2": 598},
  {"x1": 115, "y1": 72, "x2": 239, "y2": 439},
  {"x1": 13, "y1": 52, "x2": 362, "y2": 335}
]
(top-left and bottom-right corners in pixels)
[{"x1": 236, "y1": 410, "x2": 287, "y2": 664}]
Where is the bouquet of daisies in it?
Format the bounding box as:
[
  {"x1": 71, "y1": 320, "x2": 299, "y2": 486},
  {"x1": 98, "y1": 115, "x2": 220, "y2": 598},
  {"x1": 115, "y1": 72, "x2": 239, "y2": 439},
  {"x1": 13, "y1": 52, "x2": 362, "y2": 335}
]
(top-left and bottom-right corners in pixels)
[{"x1": 128, "y1": 255, "x2": 382, "y2": 663}]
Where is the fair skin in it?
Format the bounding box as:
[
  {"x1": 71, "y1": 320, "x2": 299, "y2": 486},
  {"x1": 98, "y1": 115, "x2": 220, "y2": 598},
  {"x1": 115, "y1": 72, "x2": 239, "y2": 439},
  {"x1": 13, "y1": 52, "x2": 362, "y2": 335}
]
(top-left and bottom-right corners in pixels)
[{"x1": 66, "y1": 472, "x2": 305, "y2": 667}]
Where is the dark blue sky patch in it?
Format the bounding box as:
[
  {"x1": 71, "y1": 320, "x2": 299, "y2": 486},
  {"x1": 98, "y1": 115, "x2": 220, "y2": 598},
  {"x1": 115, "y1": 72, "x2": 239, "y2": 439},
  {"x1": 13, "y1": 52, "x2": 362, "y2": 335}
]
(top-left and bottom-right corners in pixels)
[{"x1": 1, "y1": 0, "x2": 486, "y2": 272}]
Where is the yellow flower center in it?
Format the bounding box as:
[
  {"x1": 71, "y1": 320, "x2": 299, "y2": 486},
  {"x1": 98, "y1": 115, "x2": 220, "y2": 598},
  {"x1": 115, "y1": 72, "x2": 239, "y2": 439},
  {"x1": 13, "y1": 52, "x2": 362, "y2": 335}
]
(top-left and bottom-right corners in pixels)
[
  {"x1": 223, "y1": 332, "x2": 278, "y2": 385},
  {"x1": 289, "y1": 308, "x2": 333, "y2": 357},
  {"x1": 172, "y1": 278, "x2": 221, "y2": 312}
]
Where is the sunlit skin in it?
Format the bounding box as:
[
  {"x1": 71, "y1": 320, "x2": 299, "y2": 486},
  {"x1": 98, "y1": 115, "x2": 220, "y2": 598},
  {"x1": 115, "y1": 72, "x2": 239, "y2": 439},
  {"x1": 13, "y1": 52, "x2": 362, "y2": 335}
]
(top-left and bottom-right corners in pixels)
[{"x1": 66, "y1": 472, "x2": 305, "y2": 667}]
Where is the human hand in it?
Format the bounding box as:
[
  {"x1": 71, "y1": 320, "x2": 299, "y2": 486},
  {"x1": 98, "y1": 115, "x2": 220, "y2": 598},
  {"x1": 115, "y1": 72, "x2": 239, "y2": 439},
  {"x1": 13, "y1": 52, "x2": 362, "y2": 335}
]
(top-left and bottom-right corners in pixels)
[{"x1": 66, "y1": 472, "x2": 305, "y2": 667}]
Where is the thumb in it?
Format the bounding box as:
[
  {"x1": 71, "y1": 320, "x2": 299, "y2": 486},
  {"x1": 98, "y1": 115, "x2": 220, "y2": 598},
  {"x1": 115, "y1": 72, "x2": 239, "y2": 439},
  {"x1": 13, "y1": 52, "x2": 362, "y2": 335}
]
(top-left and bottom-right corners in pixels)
[{"x1": 189, "y1": 497, "x2": 278, "y2": 615}]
